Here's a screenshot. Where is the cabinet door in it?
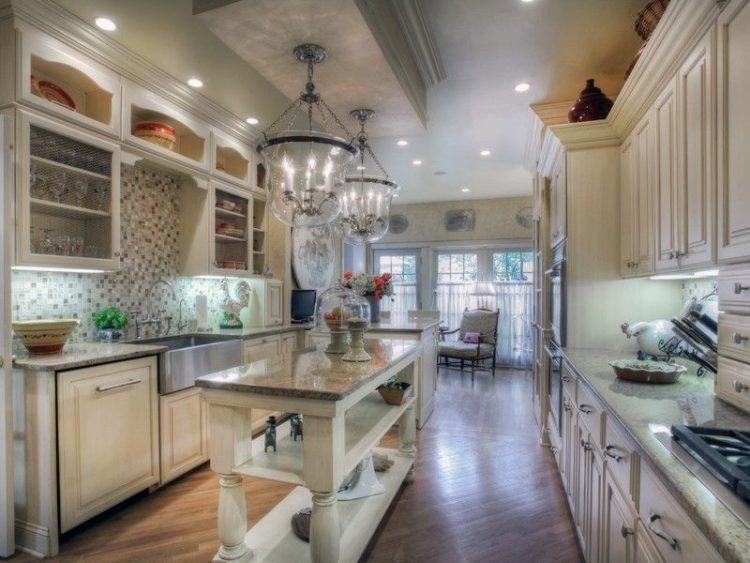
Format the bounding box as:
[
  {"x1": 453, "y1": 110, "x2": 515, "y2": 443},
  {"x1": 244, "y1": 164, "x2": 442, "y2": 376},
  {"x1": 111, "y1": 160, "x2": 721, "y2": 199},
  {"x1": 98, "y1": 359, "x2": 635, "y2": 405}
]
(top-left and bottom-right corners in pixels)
[
  {"x1": 620, "y1": 136, "x2": 637, "y2": 276},
  {"x1": 281, "y1": 332, "x2": 298, "y2": 356},
  {"x1": 632, "y1": 114, "x2": 656, "y2": 276},
  {"x1": 57, "y1": 357, "x2": 159, "y2": 532},
  {"x1": 419, "y1": 327, "x2": 437, "y2": 426},
  {"x1": 602, "y1": 471, "x2": 635, "y2": 563},
  {"x1": 267, "y1": 281, "x2": 283, "y2": 326},
  {"x1": 677, "y1": 30, "x2": 715, "y2": 268},
  {"x1": 589, "y1": 447, "x2": 605, "y2": 563},
  {"x1": 550, "y1": 153, "x2": 567, "y2": 248},
  {"x1": 634, "y1": 520, "x2": 663, "y2": 563},
  {"x1": 575, "y1": 421, "x2": 589, "y2": 556},
  {"x1": 653, "y1": 79, "x2": 680, "y2": 272},
  {"x1": 717, "y1": 0, "x2": 750, "y2": 262},
  {"x1": 159, "y1": 387, "x2": 208, "y2": 484}
]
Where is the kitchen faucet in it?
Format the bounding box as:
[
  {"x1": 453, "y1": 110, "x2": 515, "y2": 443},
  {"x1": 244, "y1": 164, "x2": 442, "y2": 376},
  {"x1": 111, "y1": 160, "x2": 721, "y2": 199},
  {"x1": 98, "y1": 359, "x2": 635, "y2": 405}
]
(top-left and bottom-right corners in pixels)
[{"x1": 134, "y1": 278, "x2": 177, "y2": 338}]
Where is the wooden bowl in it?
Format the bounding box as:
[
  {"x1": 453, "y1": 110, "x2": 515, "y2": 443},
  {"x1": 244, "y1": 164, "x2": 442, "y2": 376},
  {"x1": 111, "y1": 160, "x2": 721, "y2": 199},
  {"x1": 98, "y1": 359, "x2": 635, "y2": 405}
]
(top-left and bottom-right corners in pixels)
[
  {"x1": 609, "y1": 359, "x2": 686, "y2": 384},
  {"x1": 378, "y1": 382, "x2": 412, "y2": 405},
  {"x1": 13, "y1": 319, "x2": 79, "y2": 355}
]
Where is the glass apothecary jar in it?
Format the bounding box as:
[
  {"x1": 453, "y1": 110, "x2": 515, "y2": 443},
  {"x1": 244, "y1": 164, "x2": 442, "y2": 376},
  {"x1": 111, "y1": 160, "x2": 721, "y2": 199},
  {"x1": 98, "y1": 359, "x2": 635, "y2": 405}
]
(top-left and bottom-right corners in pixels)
[{"x1": 313, "y1": 287, "x2": 370, "y2": 354}]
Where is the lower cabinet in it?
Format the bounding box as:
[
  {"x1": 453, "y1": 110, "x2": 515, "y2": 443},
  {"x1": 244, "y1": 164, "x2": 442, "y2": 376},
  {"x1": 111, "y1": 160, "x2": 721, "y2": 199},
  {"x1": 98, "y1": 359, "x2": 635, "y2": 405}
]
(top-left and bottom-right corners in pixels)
[
  {"x1": 634, "y1": 520, "x2": 663, "y2": 563},
  {"x1": 243, "y1": 334, "x2": 282, "y2": 430},
  {"x1": 57, "y1": 356, "x2": 159, "y2": 532},
  {"x1": 281, "y1": 331, "x2": 298, "y2": 355},
  {"x1": 602, "y1": 471, "x2": 636, "y2": 563},
  {"x1": 159, "y1": 387, "x2": 208, "y2": 484}
]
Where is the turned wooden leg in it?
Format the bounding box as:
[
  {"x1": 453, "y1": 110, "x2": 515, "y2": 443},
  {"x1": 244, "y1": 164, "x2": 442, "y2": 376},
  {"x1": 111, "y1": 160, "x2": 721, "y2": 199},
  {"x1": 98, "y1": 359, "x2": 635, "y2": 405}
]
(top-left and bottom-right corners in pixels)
[
  {"x1": 214, "y1": 473, "x2": 251, "y2": 562},
  {"x1": 310, "y1": 491, "x2": 340, "y2": 563},
  {"x1": 398, "y1": 404, "x2": 417, "y2": 457}
]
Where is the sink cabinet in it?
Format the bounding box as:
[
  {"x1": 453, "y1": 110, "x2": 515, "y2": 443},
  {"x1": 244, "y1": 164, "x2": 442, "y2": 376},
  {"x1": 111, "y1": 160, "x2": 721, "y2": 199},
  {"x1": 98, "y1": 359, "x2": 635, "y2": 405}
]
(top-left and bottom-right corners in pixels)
[
  {"x1": 159, "y1": 387, "x2": 208, "y2": 484},
  {"x1": 57, "y1": 357, "x2": 159, "y2": 532}
]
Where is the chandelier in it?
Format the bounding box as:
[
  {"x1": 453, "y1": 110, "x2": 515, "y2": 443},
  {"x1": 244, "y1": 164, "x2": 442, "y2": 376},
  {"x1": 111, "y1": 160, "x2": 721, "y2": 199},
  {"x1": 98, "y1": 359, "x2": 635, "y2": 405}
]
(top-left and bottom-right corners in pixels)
[
  {"x1": 256, "y1": 44, "x2": 359, "y2": 227},
  {"x1": 337, "y1": 109, "x2": 399, "y2": 244}
]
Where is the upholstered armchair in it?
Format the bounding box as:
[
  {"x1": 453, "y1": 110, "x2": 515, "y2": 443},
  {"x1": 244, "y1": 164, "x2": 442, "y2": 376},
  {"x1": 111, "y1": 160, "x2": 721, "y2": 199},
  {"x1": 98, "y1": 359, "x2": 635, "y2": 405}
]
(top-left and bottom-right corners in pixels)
[{"x1": 438, "y1": 308, "x2": 499, "y2": 375}]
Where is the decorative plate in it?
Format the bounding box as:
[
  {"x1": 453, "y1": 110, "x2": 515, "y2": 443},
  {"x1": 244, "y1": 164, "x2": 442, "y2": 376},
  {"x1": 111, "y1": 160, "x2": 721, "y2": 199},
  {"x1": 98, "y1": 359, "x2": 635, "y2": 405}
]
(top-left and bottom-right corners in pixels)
[
  {"x1": 292, "y1": 224, "x2": 336, "y2": 291},
  {"x1": 34, "y1": 78, "x2": 76, "y2": 111},
  {"x1": 389, "y1": 214, "x2": 408, "y2": 234},
  {"x1": 609, "y1": 359, "x2": 686, "y2": 384},
  {"x1": 516, "y1": 206, "x2": 534, "y2": 229}
]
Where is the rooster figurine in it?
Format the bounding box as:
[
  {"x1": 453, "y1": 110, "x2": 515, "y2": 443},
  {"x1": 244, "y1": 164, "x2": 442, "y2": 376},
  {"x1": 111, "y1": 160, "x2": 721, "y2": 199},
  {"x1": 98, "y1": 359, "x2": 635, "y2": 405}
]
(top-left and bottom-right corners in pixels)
[{"x1": 219, "y1": 278, "x2": 251, "y2": 329}]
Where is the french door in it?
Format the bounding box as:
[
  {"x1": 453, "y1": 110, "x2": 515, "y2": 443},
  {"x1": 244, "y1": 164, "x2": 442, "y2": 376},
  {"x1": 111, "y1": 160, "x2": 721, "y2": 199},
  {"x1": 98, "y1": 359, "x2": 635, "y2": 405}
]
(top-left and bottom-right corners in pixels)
[{"x1": 372, "y1": 249, "x2": 420, "y2": 314}]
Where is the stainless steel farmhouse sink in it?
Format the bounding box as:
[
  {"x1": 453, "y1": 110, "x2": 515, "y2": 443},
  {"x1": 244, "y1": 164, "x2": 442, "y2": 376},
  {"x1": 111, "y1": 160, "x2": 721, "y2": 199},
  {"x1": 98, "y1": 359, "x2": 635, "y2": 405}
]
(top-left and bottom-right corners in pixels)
[{"x1": 130, "y1": 334, "x2": 243, "y2": 394}]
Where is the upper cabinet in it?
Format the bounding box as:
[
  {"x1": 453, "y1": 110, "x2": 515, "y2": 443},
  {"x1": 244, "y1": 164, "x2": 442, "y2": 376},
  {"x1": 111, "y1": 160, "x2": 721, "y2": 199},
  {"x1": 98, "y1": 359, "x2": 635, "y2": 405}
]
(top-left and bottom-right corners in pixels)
[
  {"x1": 16, "y1": 110, "x2": 121, "y2": 271},
  {"x1": 621, "y1": 112, "x2": 655, "y2": 277},
  {"x1": 15, "y1": 23, "x2": 121, "y2": 137},
  {"x1": 122, "y1": 80, "x2": 210, "y2": 171},
  {"x1": 211, "y1": 129, "x2": 255, "y2": 188},
  {"x1": 549, "y1": 151, "x2": 566, "y2": 248},
  {"x1": 717, "y1": 0, "x2": 750, "y2": 263}
]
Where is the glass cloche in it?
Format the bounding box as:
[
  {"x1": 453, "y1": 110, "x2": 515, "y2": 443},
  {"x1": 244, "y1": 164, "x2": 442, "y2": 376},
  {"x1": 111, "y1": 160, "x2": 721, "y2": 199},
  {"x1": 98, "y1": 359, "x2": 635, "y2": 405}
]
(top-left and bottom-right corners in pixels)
[{"x1": 313, "y1": 287, "x2": 370, "y2": 332}]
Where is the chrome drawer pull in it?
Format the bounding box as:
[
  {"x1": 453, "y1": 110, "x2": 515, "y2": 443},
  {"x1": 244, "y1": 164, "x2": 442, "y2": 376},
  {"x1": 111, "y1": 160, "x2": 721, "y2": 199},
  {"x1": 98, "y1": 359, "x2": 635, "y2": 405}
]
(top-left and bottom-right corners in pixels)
[
  {"x1": 732, "y1": 332, "x2": 748, "y2": 345},
  {"x1": 733, "y1": 282, "x2": 750, "y2": 295},
  {"x1": 732, "y1": 380, "x2": 749, "y2": 394},
  {"x1": 647, "y1": 512, "x2": 679, "y2": 550},
  {"x1": 604, "y1": 445, "x2": 624, "y2": 462},
  {"x1": 579, "y1": 439, "x2": 592, "y2": 451},
  {"x1": 621, "y1": 525, "x2": 634, "y2": 538},
  {"x1": 96, "y1": 378, "x2": 142, "y2": 392},
  {"x1": 578, "y1": 404, "x2": 593, "y2": 415}
]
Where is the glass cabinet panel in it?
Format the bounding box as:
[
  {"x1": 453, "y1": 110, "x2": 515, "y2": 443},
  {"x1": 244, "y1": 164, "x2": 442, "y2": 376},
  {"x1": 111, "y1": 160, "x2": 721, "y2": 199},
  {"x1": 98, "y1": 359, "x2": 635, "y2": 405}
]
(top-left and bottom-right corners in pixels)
[{"x1": 214, "y1": 186, "x2": 251, "y2": 273}]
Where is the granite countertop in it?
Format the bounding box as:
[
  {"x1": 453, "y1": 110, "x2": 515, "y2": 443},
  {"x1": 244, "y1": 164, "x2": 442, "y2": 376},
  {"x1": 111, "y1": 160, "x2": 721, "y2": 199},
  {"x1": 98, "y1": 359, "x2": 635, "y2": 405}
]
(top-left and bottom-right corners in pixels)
[
  {"x1": 196, "y1": 337, "x2": 419, "y2": 401},
  {"x1": 562, "y1": 347, "x2": 750, "y2": 563},
  {"x1": 368, "y1": 315, "x2": 442, "y2": 333},
  {"x1": 13, "y1": 342, "x2": 167, "y2": 372},
  {"x1": 206, "y1": 324, "x2": 311, "y2": 338}
]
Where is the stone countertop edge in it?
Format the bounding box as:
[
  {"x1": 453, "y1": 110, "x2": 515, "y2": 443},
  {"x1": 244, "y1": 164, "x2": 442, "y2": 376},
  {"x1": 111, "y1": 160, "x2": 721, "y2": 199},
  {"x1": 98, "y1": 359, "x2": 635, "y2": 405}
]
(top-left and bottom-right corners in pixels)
[
  {"x1": 367, "y1": 317, "x2": 443, "y2": 332},
  {"x1": 205, "y1": 324, "x2": 311, "y2": 339},
  {"x1": 13, "y1": 343, "x2": 168, "y2": 372},
  {"x1": 560, "y1": 347, "x2": 750, "y2": 563}
]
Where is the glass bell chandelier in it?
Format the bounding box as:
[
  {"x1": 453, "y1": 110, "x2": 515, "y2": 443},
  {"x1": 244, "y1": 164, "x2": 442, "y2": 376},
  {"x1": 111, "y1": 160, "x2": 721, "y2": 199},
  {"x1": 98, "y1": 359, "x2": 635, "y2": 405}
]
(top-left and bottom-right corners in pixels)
[
  {"x1": 257, "y1": 44, "x2": 359, "y2": 228},
  {"x1": 337, "y1": 109, "x2": 399, "y2": 244}
]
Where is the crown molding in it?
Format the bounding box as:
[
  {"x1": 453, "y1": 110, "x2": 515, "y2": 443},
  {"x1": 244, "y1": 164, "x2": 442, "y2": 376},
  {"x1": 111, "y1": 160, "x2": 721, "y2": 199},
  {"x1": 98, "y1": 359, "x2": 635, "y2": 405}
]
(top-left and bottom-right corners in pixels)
[
  {"x1": 355, "y1": 0, "x2": 428, "y2": 128},
  {"x1": 549, "y1": 121, "x2": 619, "y2": 150},
  {"x1": 4, "y1": 0, "x2": 260, "y2": 145},
  {"x1": 389, "y1": 0, "x2": 446, "y2": 86},
  {"x1": 607, "y1": 0, "x2": 721, "y2": 139},
  {"x1": 530, "y1": 101, "x2": 573, "y2": 127}
]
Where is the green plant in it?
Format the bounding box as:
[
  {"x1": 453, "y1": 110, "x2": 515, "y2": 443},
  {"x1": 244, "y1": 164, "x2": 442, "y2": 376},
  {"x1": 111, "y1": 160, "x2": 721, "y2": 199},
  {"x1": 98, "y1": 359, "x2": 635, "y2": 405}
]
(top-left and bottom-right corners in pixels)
[{"x1": 92, "y1": 307, "x2": 128, "y2": 330}]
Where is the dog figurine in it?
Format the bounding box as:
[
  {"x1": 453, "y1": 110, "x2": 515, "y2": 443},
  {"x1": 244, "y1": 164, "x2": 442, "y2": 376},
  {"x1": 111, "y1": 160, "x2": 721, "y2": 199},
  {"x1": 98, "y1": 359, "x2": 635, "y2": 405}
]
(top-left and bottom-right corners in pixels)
[
  {"x1": 290, "y1": 414, "x2": 303, "y2": 441},
  {"x1": 264, "y1": 416, "x2": 277, "y2": 453}
]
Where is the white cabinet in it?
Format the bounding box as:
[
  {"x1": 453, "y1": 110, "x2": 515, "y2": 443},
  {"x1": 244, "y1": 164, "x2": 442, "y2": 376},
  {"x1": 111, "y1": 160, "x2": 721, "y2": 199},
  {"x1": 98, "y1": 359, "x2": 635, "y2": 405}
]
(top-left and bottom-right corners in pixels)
[
  {"x1": 13, "y1": 23, "x2": 121, "y2": 137},
  {"x1": 281, "y1": 331, "x2": 298, "y2": 356},
  {"x1": 621, "y1": 113, "x2": 655, "y2": 277},
  {"x1": 243, "y1": 335, "x2": 282, "y2": 430},
  {"x1": 247, "y1": 278, "x2": 283, "y2": 327},
  {"x1": 549, "y1": 151, "x2": 567, "y2": 248},
  {"x1": 602, "y1": 472, "x2": 635, "y2": 563},
  {"x1": 675, "y1": 30, "x2": 715, "y2": 269},
  {"x1": 717, "y1": 0, "x2": 750, "y2": 263},
  {"x1": 211, "y1": 129, "x2": 255, "y2": 188},
  {"x1": 57, "y1": 357, "x2": 159, "y2": 532},
  {"x1": 159, "y1": 387, "x2": 208, "y2": 484},
  {"x1": 16, "y1": 110, "x2": 121, "y2": 271}
]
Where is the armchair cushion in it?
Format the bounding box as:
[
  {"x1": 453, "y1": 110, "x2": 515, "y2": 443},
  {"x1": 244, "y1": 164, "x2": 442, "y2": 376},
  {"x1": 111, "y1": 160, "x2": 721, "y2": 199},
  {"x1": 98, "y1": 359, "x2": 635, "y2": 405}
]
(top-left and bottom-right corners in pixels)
[
  {"x1": 438, "y1": 341, "x2": 495, "y2": 360},
  {"x1": 459, "y1": 309, "x2": 499, "y2": 345},
  {"x1": 464, "y1": 331, "x2": 481, "y2": 343}
]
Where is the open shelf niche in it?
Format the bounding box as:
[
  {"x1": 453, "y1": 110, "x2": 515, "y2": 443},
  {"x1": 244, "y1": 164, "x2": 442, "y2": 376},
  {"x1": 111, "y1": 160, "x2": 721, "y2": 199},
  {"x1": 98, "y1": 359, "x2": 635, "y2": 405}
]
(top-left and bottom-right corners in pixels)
[{"x1": 130, "y1": 105, "x2": 205, "y2": 164}]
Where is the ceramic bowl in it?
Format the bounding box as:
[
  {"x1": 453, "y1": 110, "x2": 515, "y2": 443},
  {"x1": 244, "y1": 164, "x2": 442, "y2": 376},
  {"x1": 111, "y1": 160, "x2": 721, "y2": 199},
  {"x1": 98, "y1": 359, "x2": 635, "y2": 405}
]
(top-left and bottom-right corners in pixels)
[
  {"x1": 133, "y1": 121, "x2": 177, "y2": 151},
  {"x1": 13, "y1": 319, "x2": 79, "y2": 355},
  {"x1": 609, "y1": 359, "x2": 686, "y2": 384}
]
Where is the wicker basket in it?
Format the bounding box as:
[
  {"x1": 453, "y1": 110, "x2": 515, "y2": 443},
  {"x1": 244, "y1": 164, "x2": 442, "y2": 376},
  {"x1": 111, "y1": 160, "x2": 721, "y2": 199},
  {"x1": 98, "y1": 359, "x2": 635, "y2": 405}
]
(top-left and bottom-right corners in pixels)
[
  {"x1": 635, "y1": 0, "x2": 670, "y2": 41},
  {"x1": 378, "y1": 382, "x2": 412, "y2": 406}
]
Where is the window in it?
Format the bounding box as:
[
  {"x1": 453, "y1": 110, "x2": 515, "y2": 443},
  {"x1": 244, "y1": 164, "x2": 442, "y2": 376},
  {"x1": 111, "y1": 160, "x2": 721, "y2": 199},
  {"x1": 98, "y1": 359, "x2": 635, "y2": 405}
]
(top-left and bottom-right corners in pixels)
[
  {"x1": 436, "y1": 252, "x2": 478, "y2": 284},
  {"x1": 492, "y1": 251, "x2": 534, "y2": 282},
  {"x1": 372, "y1": 249, "x2": 419, "y2": 314}
]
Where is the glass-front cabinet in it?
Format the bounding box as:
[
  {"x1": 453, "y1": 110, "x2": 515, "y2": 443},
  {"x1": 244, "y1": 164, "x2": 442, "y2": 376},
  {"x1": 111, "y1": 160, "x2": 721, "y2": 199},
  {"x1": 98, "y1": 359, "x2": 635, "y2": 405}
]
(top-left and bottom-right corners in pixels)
[
  {"x1": 211, "y1": 182, "x2": 252, "y2": 275},
  {"x1": 16, "y1": 111, "x2": 121, "y2": 271}
]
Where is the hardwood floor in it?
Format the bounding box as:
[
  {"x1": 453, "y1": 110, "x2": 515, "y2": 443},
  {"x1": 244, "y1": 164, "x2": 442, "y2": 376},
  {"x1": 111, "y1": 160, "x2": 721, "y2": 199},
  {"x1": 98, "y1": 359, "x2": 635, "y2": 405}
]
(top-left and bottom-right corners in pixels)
[{"x1": 11, "y1": 368, "x2": 581, "y2": 562}]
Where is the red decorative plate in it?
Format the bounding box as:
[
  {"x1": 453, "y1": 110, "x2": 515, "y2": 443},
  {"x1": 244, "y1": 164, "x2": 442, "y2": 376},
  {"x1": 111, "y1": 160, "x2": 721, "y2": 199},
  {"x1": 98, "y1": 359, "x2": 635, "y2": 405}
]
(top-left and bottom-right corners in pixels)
[{"x1": 36, "y1": 79, "x2": 76, "y2": 111}]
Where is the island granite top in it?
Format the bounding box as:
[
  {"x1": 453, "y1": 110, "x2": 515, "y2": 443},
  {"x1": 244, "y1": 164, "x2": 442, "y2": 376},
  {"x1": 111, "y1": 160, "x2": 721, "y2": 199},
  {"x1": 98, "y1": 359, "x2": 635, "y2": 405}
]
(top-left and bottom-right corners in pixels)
[
  {"x1": 367, "y1": 315, "x2": 442, "y2": 333},
  {"x1": 562, "y1": 347, "x2": 750, "y2": 563},
  {"x1": 13, "y1": 342, "x2": 167, "y2": 372},
  {"x1": 196, "y1": 337, "x2": 420, "y2": 401}
]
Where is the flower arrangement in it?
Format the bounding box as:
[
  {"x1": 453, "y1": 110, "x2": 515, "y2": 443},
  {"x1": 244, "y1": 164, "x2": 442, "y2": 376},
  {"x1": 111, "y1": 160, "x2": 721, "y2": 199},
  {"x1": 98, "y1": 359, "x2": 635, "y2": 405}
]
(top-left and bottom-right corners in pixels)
[{"x1": 340, "y1": 272, "x2": 394, "y2": 301}]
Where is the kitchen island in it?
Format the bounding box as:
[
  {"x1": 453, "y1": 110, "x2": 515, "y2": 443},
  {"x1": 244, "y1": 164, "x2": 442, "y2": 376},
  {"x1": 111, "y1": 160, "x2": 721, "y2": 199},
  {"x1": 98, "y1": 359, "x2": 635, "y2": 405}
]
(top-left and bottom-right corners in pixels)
[{"x1": 196, "y1": 337, "x2": 420, "y2": 563}]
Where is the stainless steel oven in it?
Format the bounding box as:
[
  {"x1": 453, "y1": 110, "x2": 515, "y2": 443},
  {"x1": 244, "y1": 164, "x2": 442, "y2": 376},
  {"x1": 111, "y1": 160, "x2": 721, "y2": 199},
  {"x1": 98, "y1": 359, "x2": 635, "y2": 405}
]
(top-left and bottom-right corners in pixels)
[
  {"x1": 547, "y1": 242, "x2": 566, "y2": 347},
  {"x1": 545, "y1": 341, "x2": 563, "y2": 431}
]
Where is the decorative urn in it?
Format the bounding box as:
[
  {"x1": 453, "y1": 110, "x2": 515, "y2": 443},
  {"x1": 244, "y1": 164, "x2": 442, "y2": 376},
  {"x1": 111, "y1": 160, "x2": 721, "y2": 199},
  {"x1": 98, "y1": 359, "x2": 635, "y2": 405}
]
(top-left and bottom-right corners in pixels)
[{"x1": 568, "y1": 79, "x2": 614, "y2": 123}]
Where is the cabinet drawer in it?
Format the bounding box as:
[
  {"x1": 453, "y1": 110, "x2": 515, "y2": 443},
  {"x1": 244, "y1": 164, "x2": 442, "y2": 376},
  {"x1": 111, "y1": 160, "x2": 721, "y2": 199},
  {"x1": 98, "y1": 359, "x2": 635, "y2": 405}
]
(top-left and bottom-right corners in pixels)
[
  {"x1": 244, "y1": 334, "x2": 281, "y2": 364},
  {"x1": 718, "y1": 266, "x2": 750, "y2": 314},
  {"x1": 561, "y1": 362, "x2": 577, "y2": 402},
  {"x1": 718, "y1": 313, "x2": 750, "y2": 363},
  {"x1": 639, "y1": 463, "x2": 722, "y2": 563},
  {"x1": 716, "y1": 356, "x2": 750, "y2": 412},
  {"x1": 547, "y1": 411, "x2": 563, "y2": 470},
  {"x1": 575, "y1": 381, "x2": 604, "y2": 448},
  {"x1": 603, "y1": 416, "x2": 638, "y2": 506}
]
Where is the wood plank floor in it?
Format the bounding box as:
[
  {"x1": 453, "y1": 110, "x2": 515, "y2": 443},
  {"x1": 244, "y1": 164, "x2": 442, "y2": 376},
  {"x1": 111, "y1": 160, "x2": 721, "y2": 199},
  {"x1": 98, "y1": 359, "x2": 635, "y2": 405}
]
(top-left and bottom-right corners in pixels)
[{"x1": 11, "y1": 368, "x2": 582, "y2": 562}]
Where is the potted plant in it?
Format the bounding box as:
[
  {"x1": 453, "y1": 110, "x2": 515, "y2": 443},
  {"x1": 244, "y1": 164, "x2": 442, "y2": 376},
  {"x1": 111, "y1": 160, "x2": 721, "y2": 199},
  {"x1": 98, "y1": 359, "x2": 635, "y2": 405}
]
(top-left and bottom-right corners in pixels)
[
  {"x1": 339, "y1": 272, "x2": 393, "y2": 323},
  {"x1": 92, "y1": 307, "x2": 128, "y2": 341}
]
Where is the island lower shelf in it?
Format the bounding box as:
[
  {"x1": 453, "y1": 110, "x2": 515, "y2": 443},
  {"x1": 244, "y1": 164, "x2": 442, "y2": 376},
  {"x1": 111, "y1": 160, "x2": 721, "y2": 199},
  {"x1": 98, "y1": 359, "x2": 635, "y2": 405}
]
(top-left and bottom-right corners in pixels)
[
  {"x1": 235, "y1": 391, "x2": 416, "y2": 485},
  {"x1": 242, "y1": 447, "x2": 412, "y2": 563}
]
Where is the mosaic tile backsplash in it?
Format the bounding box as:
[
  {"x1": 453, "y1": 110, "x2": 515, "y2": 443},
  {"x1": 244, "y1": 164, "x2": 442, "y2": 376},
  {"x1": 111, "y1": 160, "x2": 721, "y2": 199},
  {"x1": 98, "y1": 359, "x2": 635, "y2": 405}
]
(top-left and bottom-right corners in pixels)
[{"x1": 12, "y1": 165, "x2": 235, "y2": 343}]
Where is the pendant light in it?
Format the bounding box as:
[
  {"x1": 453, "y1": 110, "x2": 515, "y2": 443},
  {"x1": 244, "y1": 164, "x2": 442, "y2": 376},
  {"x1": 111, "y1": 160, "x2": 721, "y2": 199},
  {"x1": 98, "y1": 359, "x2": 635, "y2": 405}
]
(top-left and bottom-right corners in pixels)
[
  {"x1": 337, "y1": 109, "x2": 399, "y2": 244},
  {"x1": 257, "y1": 44, "x2": 359, "y2": 227}
]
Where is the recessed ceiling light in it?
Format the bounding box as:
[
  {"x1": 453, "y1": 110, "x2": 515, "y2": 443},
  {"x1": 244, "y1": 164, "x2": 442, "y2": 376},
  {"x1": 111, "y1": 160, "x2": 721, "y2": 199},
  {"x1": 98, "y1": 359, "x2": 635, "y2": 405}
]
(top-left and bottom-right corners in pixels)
[
  {"x1": 514, "y1": 82, "x2": 531, "y2": 93},
  {"x1": 412, "y1": 159, "x2": 422, "y2": 166},
  {"x1": 397, "y1": 139, "x2": 408, "y2": 146},
  {"x1": 94, "y1": 17, "x2": 117, "y2": 31},
  {"x1": 245, "y1": 116, "x2": 259, "y2": 125},
  {"x1": 356, "y1": 165, "x2": 366, "y2": 171},
  {"x1": 461, "y1": 187, "x2": 470, "y2": 193},
  {"x1": 521, "y1": 0, "x2": 534, "y2": 3},
  {"x1": 480, "y1": 149, "x2": 491, "y2": 156},
  {"x1": 187, "y1": 77, "x2": 203, "y2": 88}
]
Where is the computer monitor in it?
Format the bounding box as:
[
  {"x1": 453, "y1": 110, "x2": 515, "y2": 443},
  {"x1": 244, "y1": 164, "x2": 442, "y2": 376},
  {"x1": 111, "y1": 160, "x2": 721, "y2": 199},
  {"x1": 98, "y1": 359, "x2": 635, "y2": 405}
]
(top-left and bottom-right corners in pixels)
[{"x1": 291, "y1": 289, "x2": 316, "y2": 323}]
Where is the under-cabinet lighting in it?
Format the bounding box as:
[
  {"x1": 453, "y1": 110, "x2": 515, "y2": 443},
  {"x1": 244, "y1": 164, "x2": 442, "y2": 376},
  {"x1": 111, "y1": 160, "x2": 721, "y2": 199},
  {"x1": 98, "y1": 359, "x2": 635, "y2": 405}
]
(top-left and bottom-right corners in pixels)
[
  {"x1": 187, "y1": 77, "x2": 204, "y2": 88},
  {"x1": 412, "y1": 159, "x2": 422, "y2": 166},
  {"x1": 12, "y1": 266, "x2": 107, "y2": 274},
  {"x1": 461, "y1": 187, "x2": 470, "y2": 193},
  {"x1": 480, "y1": 149, "x2": 491, "y2": 156},
  {"x1": 194, "y1": 275, "x2": 240, "y2": 280},
  {"x1": 649, "y1": 274, "x2": 695, "y2": 281},
  {"x1": 694, "y1": 269, "x2": 719, "y2": 277},
  {"x1": 514, "y1": 82, "x2": 531, "y2": 92},
  {"x1": 94, "y1": 17, "x2": 117, "y2": 31}
]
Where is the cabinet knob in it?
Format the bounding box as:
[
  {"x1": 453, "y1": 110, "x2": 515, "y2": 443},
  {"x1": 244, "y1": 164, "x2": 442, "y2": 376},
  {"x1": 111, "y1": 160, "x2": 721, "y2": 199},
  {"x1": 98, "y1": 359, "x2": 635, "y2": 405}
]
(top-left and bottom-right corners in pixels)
[
  {"x1": 621, "y1": 525, "x2": 634, "y2": 538},
  {"x1": 114, "y1": 251, "x2": 121, "y2": 257},
  {"x1": 731, "y1": 380, "x2": 749, "y2": 394},
  {"x1": 578, "y1": 404, "x2": 593, "y2": 415},
  {"x1": 579, "y1": 439, "x2": 592, "y2": 451},
  {"x1": 732, "y1": 332, "x2": 748, "y2": 345},
  {"x1": 733, "y1": 282, "x2": 750, "y2": 295}
]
